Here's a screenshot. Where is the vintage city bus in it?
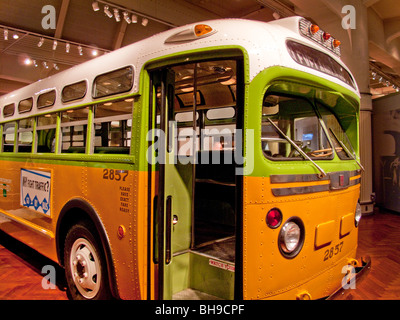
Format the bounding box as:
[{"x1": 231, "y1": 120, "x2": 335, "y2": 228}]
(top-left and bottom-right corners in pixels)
[{"x1": 0, "y1": 17, "x2": 370, "y2": 300}]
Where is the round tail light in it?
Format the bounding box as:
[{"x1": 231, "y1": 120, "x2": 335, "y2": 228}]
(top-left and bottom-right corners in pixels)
[
  {"x1": 266, "y1": 208, "x2": 282, "y2": 229},
  {"x1": 278, "y1": 218, "x2": 305, "y2": 259}
]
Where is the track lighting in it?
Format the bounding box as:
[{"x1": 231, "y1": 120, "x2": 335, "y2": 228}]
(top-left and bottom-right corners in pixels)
[
  {"x1": 104, "y1": 5, "x2": 113, "y2": 18},
  {"x1": 78, "y1": 45, "x2": 83, "y2": 55},
  {"x1": 37, "y1": 37, "x2": 44, "y2": 47},
  {"x1": 142, "y1": 18, "x2": 148, "y2": 26},
  {"x1": 52, "y1": 40, "x2": 57, "y2": 50},
  {"x1": 92, "y1": 1, "x2": 100, "y2": 11},
  {"x1": 131, "y1": 15, "x2": 138, "y2": 23},
  {"x1": 114, "y1": 8, "x2": 120, "y2": 22},
  {"x1": 3, "y1": 29, "x2": 8, "y2": 40},
  {"x1": 66, "y1": 42, "x2": 70, "y2": 53},
  {"x1": 123, "y1": 11, "x2": 131, "y2": 24}
]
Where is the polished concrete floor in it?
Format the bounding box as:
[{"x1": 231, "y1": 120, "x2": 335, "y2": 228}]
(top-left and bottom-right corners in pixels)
[{"x1": 0, "y1": 208, "x2": 399, "y2": 300}]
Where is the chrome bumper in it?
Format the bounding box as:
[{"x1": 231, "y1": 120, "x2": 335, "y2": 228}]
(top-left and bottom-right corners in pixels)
[{"x1": 326, "y1": 256, "x2": 371, "y2": 300}]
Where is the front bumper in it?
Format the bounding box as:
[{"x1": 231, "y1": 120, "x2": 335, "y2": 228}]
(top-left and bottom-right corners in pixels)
[{"x1": 326, "y1": 256, "x2": 371, "y2": 300}]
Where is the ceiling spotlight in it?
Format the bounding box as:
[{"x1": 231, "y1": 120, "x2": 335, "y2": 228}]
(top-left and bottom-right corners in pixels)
[
  {"x1": 53, "y1": 63, "x2": 59, "y2": 70},
  {"x1": 38, "y1": 37, "x2": 44, "y2": 47},
  {"x1": 131, "y1": 14, "x2": 138, "y2": 23},
  {"x1": 52, "y1": 40, "x2": 58, "y2": 50},
  {"x1": 114, "y1": 8, "x2": 120, "y2": 22},
  {"x1": 104, "y1": 5, "x2": 113, "y2": 18},
  {"x1": 24, "y1": 58, "x2": 32, "y2": 66},
  {"x1": 33, "y1": 60, "x2": 38, "y2": 67},
  {"x1": 91, "y1": 49, "x2": 98, "y2": 56},
  {"x1": 142, "y1": 18, "x2": 148, "y2": 26},
  {"x1": 78, "y1": 45, "x2": 83, "y2": 55},
  {"x1": 43, "y1": 61, "x2": 49, "y2": 69},
  {"x1": 66, "y1": 42, "x2": 70, "y2": 53},
  {"x1": 13, "y1": 33, "x2": 19, "y2": 39},
  {"x1": 3, "y1": 29, "x2": 8, "y2": 40},
  {"x1": 123, "y1": 11, "x2": 131, "y2": 24},
  {"x1": 272, "y1": 12, "x2": 280, "y2": 20},
  {"x1": 92, "y1": 1, "x2": 100, "y2": 11}
]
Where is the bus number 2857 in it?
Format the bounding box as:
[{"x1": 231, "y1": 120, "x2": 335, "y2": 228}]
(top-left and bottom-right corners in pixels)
[{"x1": 102, "y1": 169, "x2": 128, "y2": 182}]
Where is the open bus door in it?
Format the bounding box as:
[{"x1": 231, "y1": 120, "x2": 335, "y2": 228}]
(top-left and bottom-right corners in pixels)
[{"x1": 148, "y1": 58, "x2": 243, "y2": 300}]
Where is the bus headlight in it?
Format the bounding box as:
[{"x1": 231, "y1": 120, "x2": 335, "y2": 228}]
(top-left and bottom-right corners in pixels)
[
  {"x1": 355, "y1": 201, "x2": 362, "y2": 227},
  {"x1": 278, "y1": 218, "x2": 304, "y2": 258}
]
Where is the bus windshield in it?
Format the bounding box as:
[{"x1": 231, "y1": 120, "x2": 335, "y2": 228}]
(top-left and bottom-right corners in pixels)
[
  {"x1": 261, "y1": 94, "x2": 333, "y2": 160},
  {"x1": 316, "y1": 102, "x2": 355, "y2": 160}
]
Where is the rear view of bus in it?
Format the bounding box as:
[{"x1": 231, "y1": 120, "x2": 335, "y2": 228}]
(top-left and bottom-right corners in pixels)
[{"x1": 242, "y1": 17, "x2": 370, "y2": 299}]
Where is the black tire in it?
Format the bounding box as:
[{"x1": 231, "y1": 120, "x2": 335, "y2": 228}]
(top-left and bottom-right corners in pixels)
[{"x1": 64, "y1": 221, "x2": 111, "y2": 300}]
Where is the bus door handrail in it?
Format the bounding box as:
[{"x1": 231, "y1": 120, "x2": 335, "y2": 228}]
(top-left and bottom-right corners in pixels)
[{"x1": 266, "y1": 118, "x2": 327, "y2": 178}]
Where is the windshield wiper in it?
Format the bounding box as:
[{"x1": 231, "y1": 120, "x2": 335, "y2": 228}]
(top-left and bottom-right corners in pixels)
[
  {"x1": 329, "y1": 128, "x2": 365, "y2": 171},
  {"x1": 266, "y1": 118, "x2": 327, "y2": 178}
]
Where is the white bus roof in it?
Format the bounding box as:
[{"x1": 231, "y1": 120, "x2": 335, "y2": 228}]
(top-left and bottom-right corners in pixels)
[{"x1": 0, "y1": 17, "x2": 359, "y2": 122}]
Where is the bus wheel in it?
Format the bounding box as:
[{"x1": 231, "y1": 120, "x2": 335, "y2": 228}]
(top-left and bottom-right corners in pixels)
[{"x1": 64, "y1": 221, "x2": 110, "y2": 300}]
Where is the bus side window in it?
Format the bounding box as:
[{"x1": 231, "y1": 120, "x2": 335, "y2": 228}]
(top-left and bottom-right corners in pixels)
[
  {"x1": 18, "y1": 118, "x2": 34, "y2": 153},
  {"x1": 2, "y1": 122, "x2": 16, "y2": 152},
  {"x1": 93, "y1": 99, "x2": 132, "y2": 154},
  {"x1": 61, "y1": 107, "x2": 89, "y2": 153},
  {"x1": 37, "y1": 114, "x2": 57, "y2": 153}
]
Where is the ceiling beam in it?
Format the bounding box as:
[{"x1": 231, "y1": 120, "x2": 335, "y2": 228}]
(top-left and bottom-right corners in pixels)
[
  {"x1": 54, "y1": 0, "x2": 71, "y2": 39},
  {"x1": 113, "y1": 20, "x2": 128, "y2": 50},
  {"x1": 363, "y1": 0, "x2": 381, "y2": 8}
]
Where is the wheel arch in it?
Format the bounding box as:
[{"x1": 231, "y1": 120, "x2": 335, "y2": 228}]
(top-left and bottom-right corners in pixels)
[{"x1": 56, "y1": 198, "x2": 119, "y2": 299}]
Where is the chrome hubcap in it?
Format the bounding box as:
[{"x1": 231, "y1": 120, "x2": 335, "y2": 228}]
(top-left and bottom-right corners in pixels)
[{"x1": 70, "y1": 238, "x2": 101, "y2": 299}]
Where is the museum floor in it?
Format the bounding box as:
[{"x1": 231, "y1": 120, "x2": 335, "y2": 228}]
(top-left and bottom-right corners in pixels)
[{"x1": 0, "y1": 208, "x2": 399, "y2": 300}]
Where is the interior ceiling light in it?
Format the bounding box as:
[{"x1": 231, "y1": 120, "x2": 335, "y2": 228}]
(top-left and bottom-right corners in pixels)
[
  {"x1": 142, "y1": 18, "x2": 148, "y2": 26},
  {"x1": 92, "y1": 1, "x2": 100, "y2": 11},
  {"x1": 104, "y1": 5, "x2": 113, "y2": 18},
  {"x1": 52, "y1": 40, "x2": 57, "y2": 50},
  {"x1": 131, "y1": 14, "x2": 138, "y2": 23},
  {"x1": 123, "y1": 11, "x2": 131, "y2": 24},
  {"x1": 91, "y1": 49, "x2": 98, "y2": 56},
  {"x1": 13, "y1": 33, "x2": 19, "y2": 39},
  {"x1": 37, "y1": 37, "x2": 44, "y2": 47},
  {"x1": 78, "y1": 45, "x2": 83, "y2": 55},
  {"x1": 114, "y1": 8, "x2": 120, "y2": 22},
  {"x1": 66, "y1": 42, "x2": 70, "y2": 53},
  {"x1": 3, "y1": 29, "x2": 8, "y2": 40}
]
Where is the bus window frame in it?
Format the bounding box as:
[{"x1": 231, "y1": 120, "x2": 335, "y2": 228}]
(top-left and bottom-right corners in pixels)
[
  {"x1": 2, "y1": 121, "x2": 17, "y2": 152},
  {"x1": 37, "y1": 90, "x2": 57, "y2": 109},
  {"x1": 3, "y1": 103, "x2": 15, "y2": 118},
  {"x1": 17, "y1": 117, "x2": 34, "y2": 153},
  {"x1": 18, "y1": 97, "x2": 33, "y2": 114},
  {"x1": 92, "y1": 66, "x2": 134, "y2": 99},
  {"x1": 62, "y1": 80, "x2": 88, "y2": 103}
]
